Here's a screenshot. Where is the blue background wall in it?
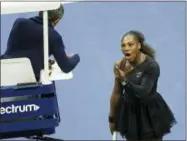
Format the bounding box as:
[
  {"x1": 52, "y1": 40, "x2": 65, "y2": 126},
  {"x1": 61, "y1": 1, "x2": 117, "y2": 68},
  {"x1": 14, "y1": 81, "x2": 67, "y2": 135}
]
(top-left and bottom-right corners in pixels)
[{"x1": 1, "y1": 2, "x2": 186, "y2": 140}]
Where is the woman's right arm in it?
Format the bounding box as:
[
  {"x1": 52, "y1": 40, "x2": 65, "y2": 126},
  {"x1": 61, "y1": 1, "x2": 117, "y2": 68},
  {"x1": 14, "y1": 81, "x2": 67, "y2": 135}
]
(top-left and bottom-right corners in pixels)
[
  {"x1": 109, "y1": 78, "x2": 121, "y2": 118},
  {"x1": 109, "y1": 61, "x2": 122, "y2": 118}
]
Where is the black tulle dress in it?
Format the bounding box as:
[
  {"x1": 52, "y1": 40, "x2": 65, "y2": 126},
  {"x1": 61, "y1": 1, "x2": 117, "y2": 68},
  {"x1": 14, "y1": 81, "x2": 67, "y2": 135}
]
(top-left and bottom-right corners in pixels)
[{"x1": 114, "y1": 56, "x2": 176, "y2": 140}]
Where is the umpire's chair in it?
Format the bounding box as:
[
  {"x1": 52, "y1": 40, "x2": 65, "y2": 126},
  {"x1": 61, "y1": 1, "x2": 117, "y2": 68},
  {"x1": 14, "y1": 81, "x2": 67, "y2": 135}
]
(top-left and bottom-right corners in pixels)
[{"x1": 0, "y1": 58, "x2": 62, "y2": 141}]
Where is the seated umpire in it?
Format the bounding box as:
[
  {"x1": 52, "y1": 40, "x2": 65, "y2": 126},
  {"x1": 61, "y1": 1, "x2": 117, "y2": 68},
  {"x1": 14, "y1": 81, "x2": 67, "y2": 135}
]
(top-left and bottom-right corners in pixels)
[{"x1": 1, "y1": 4, "x2": 80, "y2": 81}]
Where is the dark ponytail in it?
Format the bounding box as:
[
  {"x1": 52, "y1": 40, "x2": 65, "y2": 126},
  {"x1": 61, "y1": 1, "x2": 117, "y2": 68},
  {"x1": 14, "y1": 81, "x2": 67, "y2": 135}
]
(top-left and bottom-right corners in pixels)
[
  {"x1": 141, "y1": 42, "x2": 155, "y2": 59},
  {"x1": 122, "y1": 30, "x2": 155, "y2": 59}
]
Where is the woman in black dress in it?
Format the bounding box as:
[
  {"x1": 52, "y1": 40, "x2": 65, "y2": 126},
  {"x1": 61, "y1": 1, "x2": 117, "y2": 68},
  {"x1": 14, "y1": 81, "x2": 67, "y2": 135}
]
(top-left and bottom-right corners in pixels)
[{"x1": 109, "y1": 30, "x2": 176, "y2": 141}]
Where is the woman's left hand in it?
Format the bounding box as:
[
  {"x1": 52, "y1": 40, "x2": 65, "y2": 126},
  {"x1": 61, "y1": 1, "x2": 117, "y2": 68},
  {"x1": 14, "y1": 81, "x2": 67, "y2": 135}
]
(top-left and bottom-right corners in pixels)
[
  {"x1": 115, "y1": 66, "x2": 125, "y2": 81},
  {"x1": 115, "y1": 66, "x2": 133, "y2": 82}
]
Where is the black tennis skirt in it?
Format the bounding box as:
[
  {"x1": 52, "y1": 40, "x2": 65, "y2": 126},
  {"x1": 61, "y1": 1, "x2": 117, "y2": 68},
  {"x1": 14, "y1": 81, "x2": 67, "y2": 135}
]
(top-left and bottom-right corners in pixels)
[{"x1": 114, "y1": 92, "x2": 177, "y2": 140}]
